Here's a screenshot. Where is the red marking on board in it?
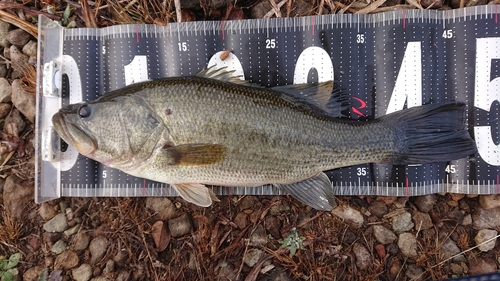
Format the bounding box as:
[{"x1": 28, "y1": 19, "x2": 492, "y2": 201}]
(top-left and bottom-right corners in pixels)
[
  {"x1": 405, "y1": 178, "x2": 409, "y2": 197},
  {"x1": 352, "y1": 97, "x2": 367, "y2": 117},
  {"x1": 142, "y1": 178, "x2": 147, "y2": 196},
  {"x1": 312, "y1": 17, "x2": 315, "y2": 36},
  {"x1": 495, "y1": 4, "x2": 498, "y2": 24},
  {"x1": 136, "y1": 25, "x2": 139, "y2": 43},
  {"x1": 227, "y1": 186, "x2": 231, "y2": 195},
  {"x1": 402, "y1": 10, "x2": 406, "y2": 29},
  {"x1": 222, "y1": 21, "x2": 225, "y2": 40}
]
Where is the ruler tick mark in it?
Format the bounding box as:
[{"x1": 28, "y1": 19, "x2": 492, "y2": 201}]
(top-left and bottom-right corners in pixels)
[{"x1": 135, "y1": 25, "x2": 139, "y2": 43}]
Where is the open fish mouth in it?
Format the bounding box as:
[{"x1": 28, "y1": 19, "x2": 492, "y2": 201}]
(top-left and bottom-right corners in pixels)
[{"x1": 52, "y1": 112, "x2": 97, "y2": 156}]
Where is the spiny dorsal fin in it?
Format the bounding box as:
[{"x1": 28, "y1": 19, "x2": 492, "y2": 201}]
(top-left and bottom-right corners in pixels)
[
  {"x1": 196, "y1": 66, "x2": 262, "y2": 87},
  {"x1": 272, "y1": 82, "x2": 350, "y2": 118}
]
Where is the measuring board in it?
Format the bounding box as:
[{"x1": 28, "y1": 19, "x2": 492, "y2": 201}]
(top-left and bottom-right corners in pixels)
[{"x1": 35, "y1": 6, "x2": 500, "y2": 203}]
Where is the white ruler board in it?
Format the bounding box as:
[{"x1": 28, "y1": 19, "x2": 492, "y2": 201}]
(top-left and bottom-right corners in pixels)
[{"x1": 36, "y1": 6, "x2": 500, "y2": 203}]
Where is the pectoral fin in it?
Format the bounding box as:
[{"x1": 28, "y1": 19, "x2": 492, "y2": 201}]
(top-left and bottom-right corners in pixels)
[
  {"x1": 274, "y1": 172, "x2": 337, "y2": 211},
  {"x1": 165, "y1": 144, "x2": 227, "y2": 166},
  {"x1": 172, "y1": 183, "x2": 219, "y2": 207}
]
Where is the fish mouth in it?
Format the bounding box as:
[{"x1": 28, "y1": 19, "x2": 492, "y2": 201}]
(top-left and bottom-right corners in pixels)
[{"x1": 52, "y1": 112, "x2": 97, "y2": 156}]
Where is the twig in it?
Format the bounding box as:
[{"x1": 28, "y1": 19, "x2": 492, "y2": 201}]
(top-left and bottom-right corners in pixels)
[
  {"x1": 355, "y1": 0, "x2": 388, "y2": 14},
  {"x1": 0, "y1": 10, "x2": 37, "y2": 37},
  {"x1": 263, "y1": 0, "x2": 288, "y2": 18},
  {"x1": 174, "y1": 0, "x2": 181, "y2": 22},
  {"x1": 405, "y1": 0, "x2": 424, "y2": 9},
  {"x1": 334, "y1": 1, "x2": 357, "y2": 14},
  {"x1": 296, "y1": 211, "x2": 323, "y2": 228}
]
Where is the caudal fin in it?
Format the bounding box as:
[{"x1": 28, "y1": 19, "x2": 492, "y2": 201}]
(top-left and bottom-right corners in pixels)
[{"x1": 381, "y1": 102, "x2": 477, "y2": 164}]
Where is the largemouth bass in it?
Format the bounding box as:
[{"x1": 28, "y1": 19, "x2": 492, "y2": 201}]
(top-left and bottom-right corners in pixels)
[{"x1": 52, "y1": 67, "x2": 477, "y2": 211}]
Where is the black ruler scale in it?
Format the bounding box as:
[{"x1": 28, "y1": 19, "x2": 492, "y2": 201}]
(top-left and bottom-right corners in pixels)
[{"x1": 36, "y1": 6, "x2": 500, "y2": 203}]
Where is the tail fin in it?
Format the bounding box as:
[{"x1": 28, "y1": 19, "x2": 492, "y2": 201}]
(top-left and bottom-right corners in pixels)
[{"x1": 381, "y1": 102, "x2": 477, "y2": 164}]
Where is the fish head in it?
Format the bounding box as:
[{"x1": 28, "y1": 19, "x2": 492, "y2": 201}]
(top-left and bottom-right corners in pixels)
[{"x1": 52, "y1": 95, "x2": 167, "y2": 170}]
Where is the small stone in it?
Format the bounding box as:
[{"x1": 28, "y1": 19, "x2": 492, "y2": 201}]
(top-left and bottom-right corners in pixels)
[
  {"x1": 462, "y1": 214, "x2": 472, "y2": 226},
  {"x1": 450, "y1": 193, "x2": 465, "y2": 201},
  {"x1": 10, "y1": 45, "x2": 28, "y2": 72},
  {"x1": 331, "y1": 204, "x2": 364, "y2": 228},
  {"x1": 29, "y1": 236, "x2": 40, "y2": 250},
  {"x1": 51, "y1": 240, "x2": 67, "y2": 254},
  {"x1": 374, "y1": 244, "x2": 386, "y2": 259},
  {"x1": 113, "y1": 250, "x2": 128, "y2": 266},
  {"x1": 74, "y1": 232, "x2": 90, "y2": 251},
  {"x1": 264, "y1": 215, "x2": 281, "y2": 239},
  {"x1": 353, "y1": 242, "x2": 372, "y2": 270},
  {"x1": 392, "y1": 212, "x2": 414, "y2": 233},
  {"x1": 411, "y1": 211, "x2": 433, "y2": 230},
  {"x1": 168, "y1": 213, "x2": 194, "y2": 238},
  {"x1": 387, "y1": 243, "x2": 399, "y2": 255},
  {"x1": 0, "y1": 78, "x2": 10, "y2": 102},
  {"x1": 54, "y1": 250, "x2": 79, "y2": 270},
  {"x1": 420, "y1": 0, "x2": 443, "y2": 8},
  {"x1": 244, "y1": 248, "x2": 263, "y2": 267},
  {"x1": 72, "y1": 264, "x2": 93, "y2": 281},
  {"x1": 3, "y1": 46, "x2": 9, "y2": 59},
  {"x1": 43, "y1": 213, "x2": 69, "y2": 233},
  {"x1": 145, "y1": 197, "x2": 176, "y2": 220},
  {"x1": 103, "y1": 259, "x2": 115, "y2": 275},
  {"x1": 11, "y1": 79, "x2": 35, "y2": 123},
  {"x1": 405, "y1": 264, "x2": 424, "y2": 280},
  {"x1": 250, "y1": 224, "x2": 268, "y2": 246},
  {"x1": 22, "y1": 40, "x2": 37, "y2": 56},
  {"x1": 90, "y1": 236, "x2": 110, "y2": 264},
  {"x1": 450, "y1": 263, "x2": 464, "y2": 275},
  {"x1": 479, "y1": 195, "x2": 500, "y2": 209},
  {"x1": 368, "y1": 201, "x2": 388, "y2": 217},
  {"x1": 342, "y1": 230, "x2": 357, "y2": 244},
  {"x1": 398, "y1": 232, "x2": 418, "y2": 258},
  {"x1": 3, "y1": 174, "x2": 33, "y2": 221},
  {"x1": 116, "y1": 271, "x2": 131, "y2": 281},
  {"x1": 39, "y1": 202, "x2": 58, "y2": 221},
  {"x1": 474, "y1": 229, "x2": 498, "y2": 252},
  {"x1": 0, "y1": 21, "x2": 11, "y2": 47},
  {"x1": 23, "y1": 266, "x2": 44, "y2": 281},
  {"x1": 270, "y1": 200, "x2": 291, "y2": 215},
  {"x1": 238, "y1": 196, "x2": 258, "y2": 211},
  {"x1": 234, "y1": 212, "x2": 248, "y2": 229},
  {"x1": 91, "y1": 277, "x2": 108, "y2": 281},
  {"x1": 472, "y1": 207, "x2": 500, "y2": 230},
  {"x1": 414, "y1": 194, "x2": 437, "y2": 212},
  {"x1": 28, "y1": 55, "x2": 36, "y2": 65},
  {"x1": 216, "y1": 260, "x2": 238, "y2": 281},
  {"x1": 468, "y1": 259, "x2": 497, "y2": 275},
  {"x1": 5, "y1": 108, "x2": 25, "y2": 135},
  {"x1": 7, "y1": 29, "x2": 30, "y2": 46},
  {"x1": 373, "y1": 225, "x2": 397, "y2": 244},
  {"x1": 64, "y1": 224, "x2": 81, "y2": 236},
  {"x1": 440, "y1": 238, "x2": 464, "y2": 261}
]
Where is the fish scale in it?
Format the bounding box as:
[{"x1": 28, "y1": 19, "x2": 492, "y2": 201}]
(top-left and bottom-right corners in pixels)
[{"x1": 37, "y1": 6, "x2": 500, "y2": 203}]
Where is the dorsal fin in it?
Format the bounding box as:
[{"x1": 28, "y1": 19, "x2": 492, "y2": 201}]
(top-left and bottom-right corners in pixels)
[
  {"x1": 273, "y1": 82, "x2": 350, "y2": 118},
  {"x1": 196, "y1": 66, "x2": 262, "y2": 87}
]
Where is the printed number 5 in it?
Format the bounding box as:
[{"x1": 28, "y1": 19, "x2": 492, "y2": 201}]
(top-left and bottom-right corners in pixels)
[{"x1": 102, "y1": 170, "x2": 107, "y2": 178}]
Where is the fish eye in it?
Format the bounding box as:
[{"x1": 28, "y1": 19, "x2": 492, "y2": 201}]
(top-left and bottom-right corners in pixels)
[{"x1": 78, "y1": 104, "x2": 91, "y2": 118}]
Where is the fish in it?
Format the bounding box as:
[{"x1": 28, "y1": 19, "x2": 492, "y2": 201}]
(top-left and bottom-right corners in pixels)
[{"x1": 52, "y1": 67, "x2": 477, "y2": 211}]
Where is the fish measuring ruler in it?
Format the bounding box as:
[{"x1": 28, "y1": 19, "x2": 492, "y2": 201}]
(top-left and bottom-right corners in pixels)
[{"x1": 36, "y1": 6, "x2": 500, "y2": 203}]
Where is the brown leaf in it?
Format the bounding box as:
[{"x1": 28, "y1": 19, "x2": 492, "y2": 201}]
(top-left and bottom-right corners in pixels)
[{"x1": 151, "y1": 221, "x2": 170, "y2": 252}]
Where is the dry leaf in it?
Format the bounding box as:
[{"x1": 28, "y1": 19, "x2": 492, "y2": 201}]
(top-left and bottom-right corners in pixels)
[{"x1": 151, "y1": 221, "x2": 170, "y2": 252}]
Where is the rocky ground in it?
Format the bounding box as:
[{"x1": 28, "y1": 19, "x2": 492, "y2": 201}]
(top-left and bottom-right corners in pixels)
[{"x1": 0, "y1": 0, "x2": 499, "y2": 281}]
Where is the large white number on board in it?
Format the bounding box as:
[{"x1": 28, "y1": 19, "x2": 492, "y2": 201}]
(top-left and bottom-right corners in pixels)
[
  {"x1": 474, "y1": 38, "x2": 500, "y2": 166},
  {"x1": 207, "y1": 51, "x2": 245, "y2": 79},
  {"x1": 386, "y1": 42, "x2": 422, "y2": 114},
  {"x1": 294, "y1": 46, "x2": 334, "y2": 84},
  {"x1": 124, "y1": 55, "x2": 149, "y2": 85}
]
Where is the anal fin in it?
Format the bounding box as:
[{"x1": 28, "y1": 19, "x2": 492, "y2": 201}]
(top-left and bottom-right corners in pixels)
[
  {"x1": 172, "y1": 183, "x2": 218, "y2": 207},
  {"x1": 274, "y1": 172, "x2": 337, "y2": 211}
]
